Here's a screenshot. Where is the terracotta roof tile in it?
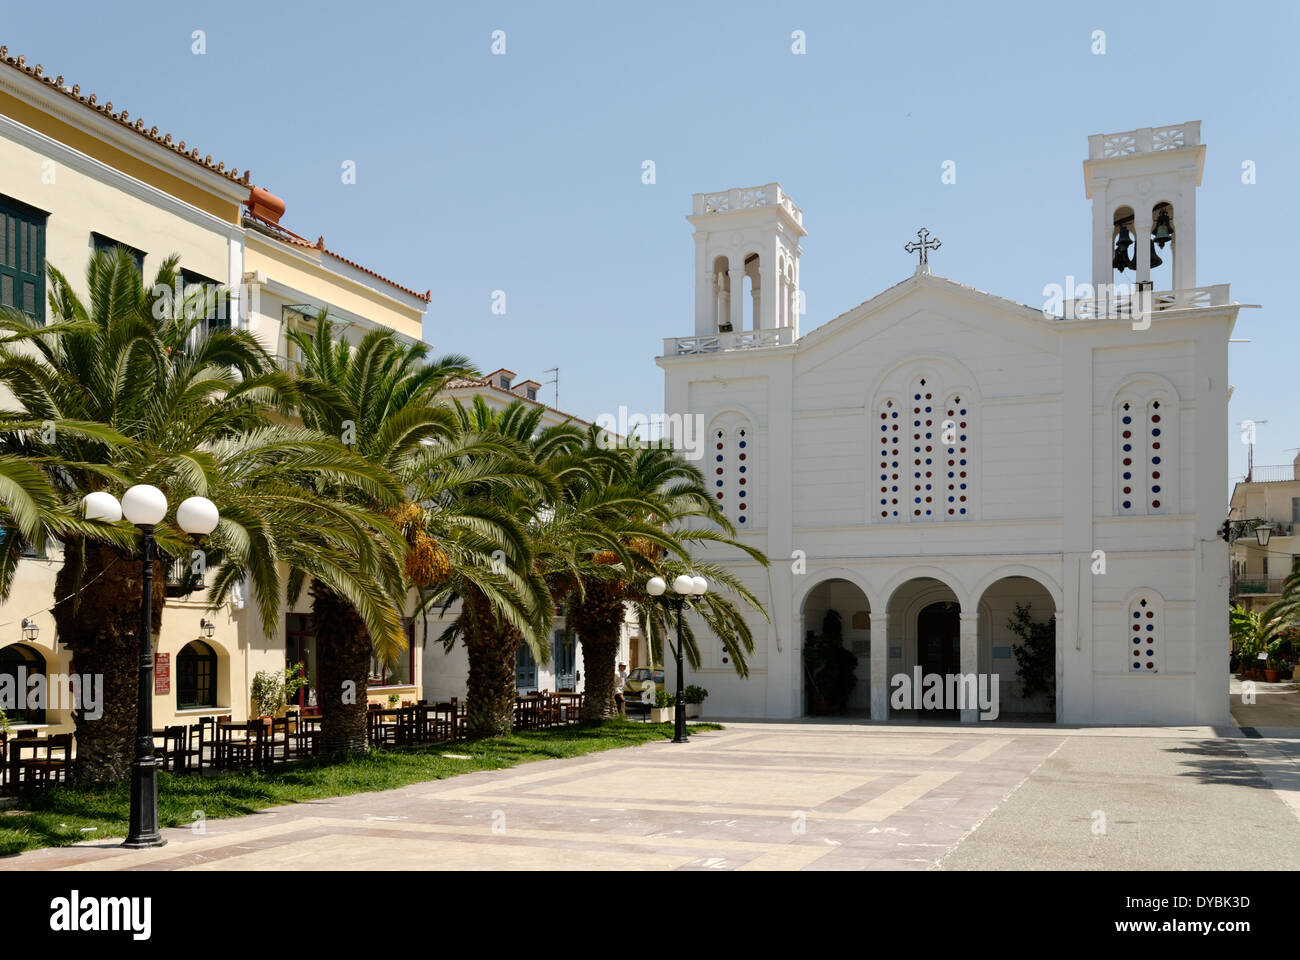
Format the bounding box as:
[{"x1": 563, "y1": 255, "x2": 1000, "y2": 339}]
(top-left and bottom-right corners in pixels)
[
  {"x1": 0, "y1": 44, "x2": 250, "y2": 185},
  {"x1": 243, "y1": 213, "x2": 432, "y2": 303}
]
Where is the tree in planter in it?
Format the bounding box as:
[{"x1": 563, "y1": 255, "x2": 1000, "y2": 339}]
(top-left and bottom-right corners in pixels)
[
  {"x1": 803, "y1": 610, "x2": 857, "y2": 713},
  {"x1": 1008, "y1": 602, "x2": 1056, "y2": 710}
]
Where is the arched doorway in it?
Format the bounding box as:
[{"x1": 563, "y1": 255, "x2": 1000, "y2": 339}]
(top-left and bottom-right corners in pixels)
[
  {"x1": 886, "y1": 575, "x2": 964, "y2": 722},
  {"x1": 975, "y1": 575, "x2": 1058, "y2": 722},
  {"x1": 800, "y1": 579, "x2": 871, "y2": 717},
  {"x1": 0, "y1": 643, "x2": 46, "y2": 724}
]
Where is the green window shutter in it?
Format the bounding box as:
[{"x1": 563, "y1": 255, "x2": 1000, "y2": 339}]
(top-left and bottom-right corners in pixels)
[
  {"x1": 180, "y1": 267, "x2": 230, "y2": 332},
  {"x1": 0, "y1": 194, "x2": 48, "y2": 323},
  {"x1": 91, "y1": 232, "x2": 145, "y2": 276}
]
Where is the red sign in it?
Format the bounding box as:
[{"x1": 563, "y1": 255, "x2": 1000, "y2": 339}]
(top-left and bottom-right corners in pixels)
[{"x1": 154, "y1": 652, "x2": 170, "y2": 695}]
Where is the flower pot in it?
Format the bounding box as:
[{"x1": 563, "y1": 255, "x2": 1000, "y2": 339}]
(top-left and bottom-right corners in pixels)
[
  {"x1": 1265, "y1": 669, "x2": 1279, "y2": 683},
  {"x1": 650, "y1": 707, "x2": 675, "y2": 723},
  {"x1": 685, "y1": 703, "x2": 702, "y2": 719}
]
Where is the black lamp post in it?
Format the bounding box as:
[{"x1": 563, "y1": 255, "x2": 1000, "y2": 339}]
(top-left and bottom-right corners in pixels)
[
  {"x1": 646, "y1": 573, "x2": 707, "y2": 744},
  {"x1": 82, "y1": 485, "x2": 219, "y2": 849}
]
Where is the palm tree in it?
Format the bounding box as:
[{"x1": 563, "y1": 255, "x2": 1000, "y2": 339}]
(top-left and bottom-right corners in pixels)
[
  {"x1": 418, "y1": 398, "x2": 571, "y2": 738},
  {"x1": 287, "y1": 312, "x2": 481, "y2": 754},
  {"x1": 564, "y1": 435, "x2": 769, "y2": 719},
  {"x1": 0, "y1": 249, "x2": 406, "y2": 781}
]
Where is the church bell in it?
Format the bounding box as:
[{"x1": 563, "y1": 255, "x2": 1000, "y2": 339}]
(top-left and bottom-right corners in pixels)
[
  {"x1": 1112, "y1": 224, "x2": 1136, "y2": 272},
  {"x1": 1152, "y1": 208, "x2": 1173, "y2": 247}
]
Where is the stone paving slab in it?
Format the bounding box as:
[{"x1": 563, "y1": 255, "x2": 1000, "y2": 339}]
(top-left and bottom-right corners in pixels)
[{"x1": 1, "y1": 721, "x2": 1295, "y2": 871}]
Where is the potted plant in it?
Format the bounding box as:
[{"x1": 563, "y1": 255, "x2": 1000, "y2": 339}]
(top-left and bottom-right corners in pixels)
[
  {"x1": 683, "y1": 685, "x2": 709, "y2": 719},
  {"x1": 251, "y1": 661, "x2": 309, "y2": 724},
  {"x1": 802, "y1": 610, "x2": 857, "y2": 715},
  {"x1": 387, "y1": 693, "x2": 400, "y2": 708},
  {"x1": 1265, "y1": 658, "x2": 1281, "y2": 683},
  {"x1": 651, "y1": 690, "x2": 676, "y2": 723}
]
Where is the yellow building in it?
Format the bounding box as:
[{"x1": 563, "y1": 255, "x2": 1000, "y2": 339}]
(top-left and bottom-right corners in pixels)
[
  {"x1": 0, "y1": 47, "x2": 429, "y2": 734},
  {"x1": 1229, "y1": 452, "x2": 1300, "y2": 614}
]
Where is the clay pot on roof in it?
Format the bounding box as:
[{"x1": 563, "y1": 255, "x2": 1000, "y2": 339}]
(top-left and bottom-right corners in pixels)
[{"x1": 247, "y1": 186, "x2": 286, "y2": 224}]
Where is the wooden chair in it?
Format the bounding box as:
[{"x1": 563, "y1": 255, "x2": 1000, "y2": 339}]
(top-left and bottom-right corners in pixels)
[
  {"x1": 186, "y1": 722, "x2": 206, "y2": 774},
  {"x1": 159, "y1": 725, "x2": 190, "y2": 772},
  {"x1": 268, "y1": 716, "x2": 291, "y2": 763},
  {"x1": 25, "y1": 733, "x2": 72, "y2": 786}
]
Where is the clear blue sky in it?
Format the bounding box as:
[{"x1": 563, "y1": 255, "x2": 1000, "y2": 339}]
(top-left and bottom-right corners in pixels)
[{"x1": 6, "y1": 1, "x2": 1297, "y2": 493}]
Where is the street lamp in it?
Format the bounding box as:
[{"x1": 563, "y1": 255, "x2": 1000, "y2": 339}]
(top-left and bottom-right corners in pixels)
[
  {"x1": 645, "y1": 572, "x2": 708, "y2": 744},
  {"x1": 81, "y1": 485, "x2": 219, "y2": 849},
  {"x1": 20, "y1": 618, "x2": 38, "y2": 642},
  {"x1": 200, "y1": 618, "x2": 216, "y2": 639},
  {"x1": 1220, "y1": 518, "x2": 1273, "y2": 547}
]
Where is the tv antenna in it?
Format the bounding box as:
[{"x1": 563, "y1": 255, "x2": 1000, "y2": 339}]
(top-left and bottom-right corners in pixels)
[{"x1": 543, "y1": 367, "x2": 559, "y2": 409}]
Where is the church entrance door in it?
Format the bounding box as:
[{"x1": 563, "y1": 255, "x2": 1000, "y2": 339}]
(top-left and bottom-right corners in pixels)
[{"x1": 917, "y1": 601, "x2": 960, "y2": 678}]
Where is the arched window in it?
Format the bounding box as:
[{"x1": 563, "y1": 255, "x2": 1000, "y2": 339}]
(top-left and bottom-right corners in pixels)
[
  {"x1": 1127, "y1": 593, "x2": 1163, "y2": 673},
  {"x1": 942, "y1": 393, "x2": 972, "y2": 518},
  {"x1": 909, "y1": 378, "x2": 937, "y2": 520},
  {"x1": 177, "y1": 640, "x2": 217, "y2": 709},
  {"x1": 876, "y1": 397, "x2": 903, "y2": 520},
  {"x1": 0, "y1": 644, "x2": 45, "y2": 724},
  {"x1": 1115, "y1": 386, "x2": 1176, "y2": 516},
  {"x1": 709, "y1": 414, "x2": 755, "y2": 527},
  {"x1": 876, "y1": 375, "x2": 977, "y2": 523}
]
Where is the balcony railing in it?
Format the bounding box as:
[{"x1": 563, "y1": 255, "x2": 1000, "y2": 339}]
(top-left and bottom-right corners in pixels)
[
  {"x1": 1243, "y1": 464, "x2": 1300, "y2": 484},
  {"x1": 663, "y1": 326, "x2": 796, "y2": 356},
  {"x1": 1061, "y1": 283, "x2": 1229, "y2": 320},
  {"x1": 1088, "y1": 122, "x2": 1201, "y2": 160},
  {"x1": 691, "y1": 183, "x2": 803, "y2": 226},
  {"x1": 1232, "y1": 576, "x2": 1285, "y2": 596}
]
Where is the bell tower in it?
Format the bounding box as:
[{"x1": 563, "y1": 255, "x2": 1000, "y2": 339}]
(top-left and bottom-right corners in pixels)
[
  {"x1": 1084, "y1": 122, "x2": 1205, "y2": 294},
  {"x1": 688, "y1": 183, "x2": 807, "y2": 337}
]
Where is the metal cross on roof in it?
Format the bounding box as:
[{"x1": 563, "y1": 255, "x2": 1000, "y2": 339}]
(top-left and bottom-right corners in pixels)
[{"x1": 904, "y1": 227, "x2": 941, "y2": 266}]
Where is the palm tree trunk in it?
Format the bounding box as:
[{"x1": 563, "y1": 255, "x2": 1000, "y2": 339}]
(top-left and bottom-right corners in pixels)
[
  {"x1": 462, "y1": 590, "x2": 518, "y2": 738},
  {"x1": 578, "y1": 629, "x2": 621, "y2": 720},
  {"x1": 54, "y1": 538, "x2": 164, "y2": 785},
  {"x1": 311, "y1": 580, "x2": 370, "y2": 755},
  {"x1": 571, "y1": 582, "x2": 627, "y2": 721}
]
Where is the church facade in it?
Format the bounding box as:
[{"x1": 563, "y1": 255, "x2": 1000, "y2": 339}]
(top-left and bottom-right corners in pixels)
[{"x1": 657, "y1": 122, "x2": 1240, "y2": 725}]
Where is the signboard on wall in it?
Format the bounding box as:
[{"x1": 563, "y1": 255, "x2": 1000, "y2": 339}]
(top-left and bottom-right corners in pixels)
[{"x1": 154, "y1": 652, "x2": 170, "y2": 695}]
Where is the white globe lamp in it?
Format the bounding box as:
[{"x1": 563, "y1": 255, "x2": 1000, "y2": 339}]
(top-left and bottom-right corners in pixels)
[
  {"x1": 673, "y1": 574, "x2": 694, "y2": 595},
  {"x1": 176, "y1": 496, "x2": 220, "y2": 535},
  {"x1": 121, "y1": 485, "x2": 168, "y2": 526},
  {"x1": 691, "y1": 575, "x2": 708, "y2": 595},
  {"x1": 646, "y1": 576, "x2": 666, "y2": 597},
  {"x1": 81, "y1": 490, "x2": 122, "y2": 523}
]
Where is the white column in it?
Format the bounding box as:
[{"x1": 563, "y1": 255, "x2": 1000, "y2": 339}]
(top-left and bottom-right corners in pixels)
[
  {"x1": 870, "y1": 613, "x2": 889, "y2": 721},
  {"x1": 717, "y1": 274, "x2": 730, "y2": 332},
  {"x1": 693, "y1": 233, "x2": 711, "y2": 335},
  {"x1": 750, "y1": 281, "x2": 761, "y2": 332},
  {"x1": 1173, "y1": 203, "x2": 1195, "y2": 291},
  {"x1": 959, "y1": 611, "x2": 979, "y2": 722},
  {"x1": 1135, "y1": 213, "x2": 1152, "y2": 289},
  {"x1": 728, "y1": 264, "x2": 745, "y2": 331}
]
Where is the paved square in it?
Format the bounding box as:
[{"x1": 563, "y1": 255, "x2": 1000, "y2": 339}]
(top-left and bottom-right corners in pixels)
[{"x1": 3, "y1": 722, "x2": 1298, "y2": 871}]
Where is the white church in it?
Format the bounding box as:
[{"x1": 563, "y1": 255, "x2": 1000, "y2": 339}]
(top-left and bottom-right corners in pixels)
[{"x1": 658, "y1": 122, "x2": 1241, "y2": 725}]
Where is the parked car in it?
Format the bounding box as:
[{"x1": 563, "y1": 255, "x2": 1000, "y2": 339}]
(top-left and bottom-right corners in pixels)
[{"x1": 625, "y1": 667, "x2": 664, "y2": 702}]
